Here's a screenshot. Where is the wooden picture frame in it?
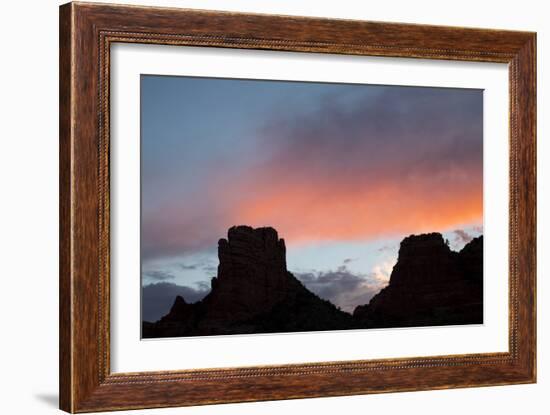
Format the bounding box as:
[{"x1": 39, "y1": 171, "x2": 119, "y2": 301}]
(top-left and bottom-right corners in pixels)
[{"x1": 59, "y1": 2, "x2": 536, "y2": 412}]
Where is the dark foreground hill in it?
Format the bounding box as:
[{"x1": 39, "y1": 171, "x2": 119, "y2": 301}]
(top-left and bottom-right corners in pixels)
[
  {"x1": 143, "y1": 226, "x2": 483, "y2": 338},
  {"x1": 143, "y1": 226, "x2": 355, "y2": 338}
]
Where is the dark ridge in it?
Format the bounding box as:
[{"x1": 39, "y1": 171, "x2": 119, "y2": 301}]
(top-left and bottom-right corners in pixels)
[
  {"x1": 143, "y1": 228, "x2": 483, "y2": 338},
  {"x1": 143, "y1": 226, "x2": 354, "y2": 338}
]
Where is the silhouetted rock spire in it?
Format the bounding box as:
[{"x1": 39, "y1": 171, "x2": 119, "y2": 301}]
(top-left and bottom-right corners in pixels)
[
  {"x1": 353, "y1": 233, "x2": 483, "y2": 328},
  {"x1": 143, "y1": 226, "x2": 353, "y2": 337}
]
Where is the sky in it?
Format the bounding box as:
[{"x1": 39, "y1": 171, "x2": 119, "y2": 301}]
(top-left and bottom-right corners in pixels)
[{"x1": 141, "y1": 75, "x2": 483, "y2": 322}]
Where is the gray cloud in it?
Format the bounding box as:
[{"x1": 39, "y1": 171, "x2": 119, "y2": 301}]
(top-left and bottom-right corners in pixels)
[
  {"x1": 377, "y1": 245, "x2": 396, "y2": 253},
  {"x1": 295, "y1": 265, "x2": 389, "y2": 313},
  {"x1": 143, "y1": 270, "x2": 175, "y2": 281},
  {"x1": 142, "y1": 282, "x2": 210, "y2": 322},
  {"x1": 202, "y1": 265, "x2": 218, "y2": 273},
  {"x1": 178, "y1": 263, "x2": 197, "y2": 270},
  {"x1": 257, "y1": 86, "x2": 483, "y2": 184},
  {"x1": 195, "y1": 280, "x2": 211, "y2": 291},
  {"x1": 453, "y1": 229, "x2": 473, "y2": 245},
  {"x1": 180, "y1": 260, "x2": 218, "y2": 274}
]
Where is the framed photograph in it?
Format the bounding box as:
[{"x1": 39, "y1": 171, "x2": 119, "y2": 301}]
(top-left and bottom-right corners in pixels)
[{"x1": 59, "y1": 2, "x2": 536, "y2": 412}]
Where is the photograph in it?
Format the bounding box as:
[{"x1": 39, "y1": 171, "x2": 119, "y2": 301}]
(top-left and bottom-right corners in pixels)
[
  {"x1": 0, "y1": 0, "x2": 535, "y2": 413},
  {"x1": 140, "y1": 76, "x2": 484, "y2": 338}
]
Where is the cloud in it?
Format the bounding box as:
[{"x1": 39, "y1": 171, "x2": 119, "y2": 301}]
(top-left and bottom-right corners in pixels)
[
  {"x1": 142, "y1": 85, "x2": 483, "y2": 259},
  {"x1": 343, "y1": 258, "x2": 357, "y2": 264},
  {"x1": 371, "y1": 260, "x2": 395, "y2": 284},
  {"x1": 295, "y1": 262, "x2": 394, "y2": 313},
  {"x1": 226, "y1": 88, "x2": 483, "y2": 245},
  {"x1": 195, "y1": 280, "x2": 210, "y2": 291},
  {"x1": 178, "y1": 263, "x2": 197, "y2": 270},
  {"x1": 143, "y1": 270, "x2": 175, "y2": 281},
  {"x1": 377, "y1": 245, "x2": 396, "y2": 253},
  {"x1": 453, "y1": 229, "x2": 473, "y2": 245},
  {"x1": 202, "y1": 265, "x2": 218, "y2": 273},
  {"x1": 142, "y1": 282, "x2": 210, "y2": 322},
  {"x1": 179, "y1": 260, "x2": 218, "y2": 274}
]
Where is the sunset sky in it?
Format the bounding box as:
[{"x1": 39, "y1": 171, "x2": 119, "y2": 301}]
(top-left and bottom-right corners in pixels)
[{"x1": 141, "y1": 75, "x2": 483, "y2": 322}]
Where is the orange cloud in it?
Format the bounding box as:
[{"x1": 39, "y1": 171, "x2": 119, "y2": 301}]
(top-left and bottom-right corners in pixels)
[
  {"x1": 223, "y1": 174, "x2": 482, "y2": 245},
  {"x1": 142, "y1": 85, "x2": 483, "y2": 258}
]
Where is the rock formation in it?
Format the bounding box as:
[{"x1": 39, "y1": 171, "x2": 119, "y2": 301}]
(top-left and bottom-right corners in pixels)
[
  {"x1": 353, "y1": 233, "x2": 483, "y2": 328},
  {"x1": 143, "y1": 227, "x2": 484, "y2": 338},
  {"x1": 142, "y1": 226, "x2": 354, "y2": 338}
]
